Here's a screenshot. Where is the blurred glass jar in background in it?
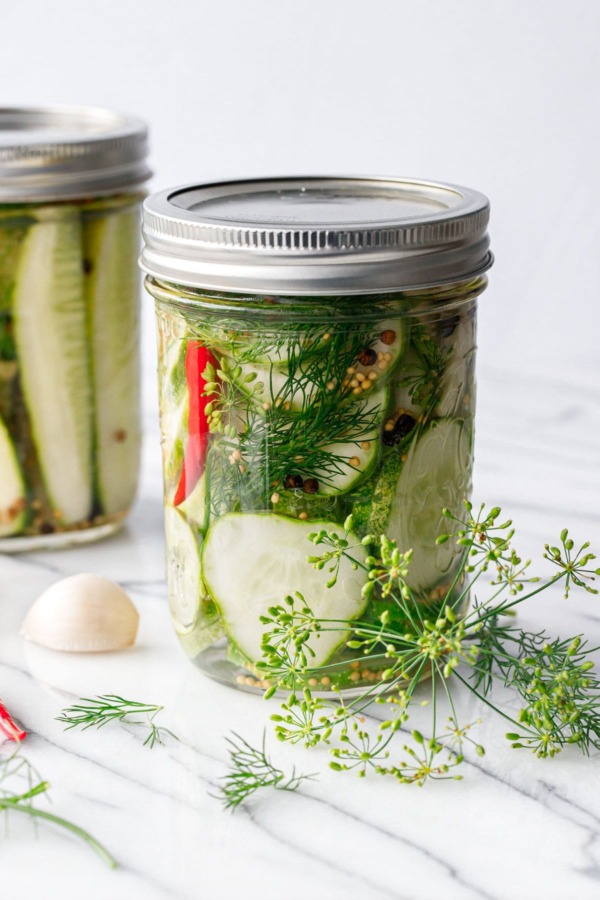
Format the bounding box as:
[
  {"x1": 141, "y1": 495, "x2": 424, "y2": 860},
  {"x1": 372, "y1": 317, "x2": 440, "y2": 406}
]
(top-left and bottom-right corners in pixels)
[{"x1": 0, "y1": 106, "x2": 150, "y2": 550}]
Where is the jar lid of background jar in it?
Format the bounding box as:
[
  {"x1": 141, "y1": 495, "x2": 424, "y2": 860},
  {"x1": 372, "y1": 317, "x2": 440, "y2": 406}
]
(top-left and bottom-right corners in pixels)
[
  {"x1": 0, "y1": 106, "x2": 151, "y2": 201},
  {"x1": 141, "y1": 176, "x2": 492, "y2": 295}
]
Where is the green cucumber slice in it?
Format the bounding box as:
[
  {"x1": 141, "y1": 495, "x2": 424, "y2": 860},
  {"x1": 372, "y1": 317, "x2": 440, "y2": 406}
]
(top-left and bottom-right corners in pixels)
[
  {"x1": 161, "y1": 338, "x2": 187, "y2": 407},
  {"x1": 272, "y1": 489, "x2": 343, "y2": 521},
  {"x1": 177, "y1": 471, "x2": 209, "y2": 532},
  {"x1": 177, "y1": 610, "x2": 224, "y2": 659},
  {"x1": 317, "y1": 387, "x2": 387, "y2": 495},
  {"x1": 236, "y1": 362, "x2": 310, "y2": 412},
  {"x1": 389, "y1": 418, "x2": 471, "y2": 593},
  {"x1": 229, "y1": 331, "x2": 328, "y2": 368},
  {"x1": 391, "y1": 345, "x2": 429, "y2": 417},
  {"x1": 161, "y1": 393, "x2": 188, "y2": 499},
  {"x1": 0, "y1": 214, "x2": 33, "y2": 315},
  {"x1": 202, "y1": 512, "x2": 368, "y2": 665},
  {"x1": 13, "y1": 217, "x2": 93, "y2": 524},
  {"x1": 350, "y1": 318, "x2": 406, "y2": 388},
  {"x1": 436, "y1": 315, "x2": 476, "y2": 418},
  {"x1": 85, "y1": 209, "x2": 141, "y2": 516},
  {"x1": 0, "y1": 414, "x2": 26, "y2": 536},
  {"x1": 164, "y1": 505, "x2": 223, "y2": 646},
  {"x1": 350, "y1": 447, "x2": 405, "y2": 538}
]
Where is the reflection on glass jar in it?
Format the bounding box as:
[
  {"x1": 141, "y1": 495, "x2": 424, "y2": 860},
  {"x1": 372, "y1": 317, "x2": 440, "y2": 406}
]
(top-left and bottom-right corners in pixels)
[
  {"x1": 141, "y1": 177, "x2": 492, "y2": 694},
  {"x1": 0, "y1": 107, "x2": 150, "y2": 551}
]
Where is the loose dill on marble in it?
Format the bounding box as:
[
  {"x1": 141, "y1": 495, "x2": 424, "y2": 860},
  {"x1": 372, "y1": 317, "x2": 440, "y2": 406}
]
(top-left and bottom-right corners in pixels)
[
  {"x1": 0, "y1": 744, "x2": 117, "y2": 867},
  {"x1": 57, "y1": 695, "x2": 178, "y2": 749},
  {"x1": 217, "y1": 732, "x2": 316, "y2": 811},
  {"x1": 219, "y1": 503, "x2": 600, "y2": 808}
]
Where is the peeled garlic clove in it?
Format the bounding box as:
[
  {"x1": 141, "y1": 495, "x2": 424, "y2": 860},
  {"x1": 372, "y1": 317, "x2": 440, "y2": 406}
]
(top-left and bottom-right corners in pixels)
[{"x1": 22, "y1": 573, "x2": 139, "y2": 652}]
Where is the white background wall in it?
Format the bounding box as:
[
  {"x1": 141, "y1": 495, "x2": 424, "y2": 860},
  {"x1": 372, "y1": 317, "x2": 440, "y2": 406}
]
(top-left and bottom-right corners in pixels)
[{"x1": 3, "y1": 0, "x2": 599, "y2": 382}]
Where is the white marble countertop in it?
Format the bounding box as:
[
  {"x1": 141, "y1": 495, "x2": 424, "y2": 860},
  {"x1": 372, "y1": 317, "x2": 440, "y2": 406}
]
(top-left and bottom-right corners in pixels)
[{"x1": 1, "y1": 360, "x2": 600, "y2": 900}]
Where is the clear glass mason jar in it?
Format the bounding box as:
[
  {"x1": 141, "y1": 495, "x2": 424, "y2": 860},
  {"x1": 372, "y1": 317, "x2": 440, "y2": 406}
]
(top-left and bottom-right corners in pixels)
[
  {"x1": 141, "y1": 177, "x2": 492, "y2": 693},
  {"x1": 0, "y1": 107, "x2": 150, "y2": 551}
]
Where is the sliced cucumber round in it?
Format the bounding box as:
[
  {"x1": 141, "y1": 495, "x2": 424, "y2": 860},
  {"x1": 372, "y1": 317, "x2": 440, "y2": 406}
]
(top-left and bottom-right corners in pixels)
[
  {"x1": 350, "y1": 318, "x2": 406, "y2": 388},
  {"x1": 235, "y1": 361, "x2": 312, "y2": 412},
  {"x1": 0, "y1": 415, "x2": 26, "y2": 536},
  {"x1": 436, "y1": 315, "x2": 476, "y2": 418},
  {"x1": 13, "y1": 216, "x2": 92, "y2": 524},
  {"x1": 229, "y1": 331, "x2": 328, "y2": 368},
  {"x1": 318, "y1": 434, "x2": 380, "y2": 495},
  {"x1": 202, "y1": 512, "x2": 368, "y2": 665},
  {"x1": 350, "y1": 447, "x2": 405, "y2": 539},
  {"x1": 177, "y1": 471, "x2": 209, "y2": 532},
  {"x1": 161, "y1": 393, "x2": 188, "y2": 496},
  {"x1": 177, "y1": 611, "x2": 224, "y2": 659},
  {"x1": 317, "y1": 386, "x2": 387, "y2": 495},
  {"x1": 161, "y1": 338, "x2": 187, "y2": 407},
  {"x1": 388, "y1": 418, "x2": 471, "y2": 593},
  {"x1": 391, "y1": 345, "x2": 428, "y2": 418},
  {"x1": 165, "y1": 506, "x2": 207, "y2": 634},
  {"x1": 85, "y1": 209, "x2": 141, "y2": 516},
  {"x1": 272, "y1": 489, "x2": 342, "y2": 522}
]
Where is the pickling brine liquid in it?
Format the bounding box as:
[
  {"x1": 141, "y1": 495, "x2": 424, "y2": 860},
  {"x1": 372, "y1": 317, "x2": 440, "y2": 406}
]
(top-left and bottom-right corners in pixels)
[
  {"x1": 149, "y1": 279, "x2": 484, "y2": 693},
  {"x1": 0, "y1": 195, "x2": 142, "y2": 550}
]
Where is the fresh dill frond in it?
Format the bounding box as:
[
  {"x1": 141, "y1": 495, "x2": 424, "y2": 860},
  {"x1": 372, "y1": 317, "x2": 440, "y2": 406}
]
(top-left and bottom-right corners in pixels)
[
  {"x1": 0, "y1": 745, "x2": 116, "y2": 867},
  {"x1": 222, "y1": 502, "x2": 600, "y2": 808},
  {"x1": 217, "y1": 732, "x2": 316, "y2": 811},
  {"x1": 57, "y1": 695, "x2": 178, "y2": 749}
]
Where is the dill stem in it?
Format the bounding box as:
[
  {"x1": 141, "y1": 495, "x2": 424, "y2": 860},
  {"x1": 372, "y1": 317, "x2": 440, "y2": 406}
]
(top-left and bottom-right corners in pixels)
[
  {"x1": 0, "y1": 797, "x2": 117, "y2": 868},
  {"x1": 452, "y1": 670, "x2": 530, "y2": 733}
]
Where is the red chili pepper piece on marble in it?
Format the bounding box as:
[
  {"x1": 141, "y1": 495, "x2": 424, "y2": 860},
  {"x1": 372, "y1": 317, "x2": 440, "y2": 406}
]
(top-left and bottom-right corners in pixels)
[
  {"x1": 173, "y1": 342, "x2": 219, "y2": 506},
  {"x1": 0, "y1": 701, "x2": 26, "y2": 742}
]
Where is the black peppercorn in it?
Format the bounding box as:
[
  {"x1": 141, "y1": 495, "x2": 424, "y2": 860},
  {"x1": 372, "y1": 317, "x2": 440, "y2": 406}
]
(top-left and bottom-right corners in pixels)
[
  {"x1": 302, "y1": 478, "x2": 319, "y2": 494},
  {"x1": 382, "y1": 413, "x2": 416, "y2": 446},
  {"x1": 357, "y1": 347, "x2": 377, "y2": 367},
  {"x1": 284, "y1": 474, "x2": 304, "y2": 489}
]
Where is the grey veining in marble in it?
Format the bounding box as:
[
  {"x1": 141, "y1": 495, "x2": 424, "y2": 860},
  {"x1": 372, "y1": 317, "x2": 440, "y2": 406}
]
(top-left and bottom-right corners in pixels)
[{"x1": 1, "y1": 359, "x2": 599, "y2": 900}]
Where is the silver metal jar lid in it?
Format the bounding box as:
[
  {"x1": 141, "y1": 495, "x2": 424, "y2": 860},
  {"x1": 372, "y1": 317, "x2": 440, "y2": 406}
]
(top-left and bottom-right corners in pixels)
[
  {"x1": 0, "y1": 106, "x2": 151, "y2": 202},
  {"x1": 141, "y1": 176, "x2": 492, "y2": 295}
]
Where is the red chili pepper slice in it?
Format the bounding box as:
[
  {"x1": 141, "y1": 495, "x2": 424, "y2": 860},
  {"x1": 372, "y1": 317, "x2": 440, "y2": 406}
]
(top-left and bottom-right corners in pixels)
[
  {"x1": 0, "y1": 701, "x2": 26, "y2": 742},
  {"x1": 173, "y1": 342, "x2": 219, "y2": 506}
]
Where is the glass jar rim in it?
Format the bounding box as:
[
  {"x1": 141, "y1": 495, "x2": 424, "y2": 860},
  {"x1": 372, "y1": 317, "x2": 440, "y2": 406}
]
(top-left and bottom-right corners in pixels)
[
  {"x1": 141, "y1": 175, "x2": 492, "y2": 295},
  {"x1": 0, "y1": 105, "x2": 151, "y2": 201}
]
